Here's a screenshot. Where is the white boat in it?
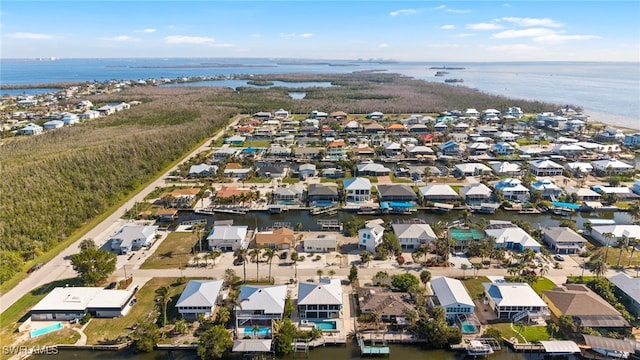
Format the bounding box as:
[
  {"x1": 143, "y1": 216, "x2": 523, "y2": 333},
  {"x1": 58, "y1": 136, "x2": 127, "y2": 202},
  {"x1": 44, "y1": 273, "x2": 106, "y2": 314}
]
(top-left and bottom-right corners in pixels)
[
  {"x1": 592, "y1": 347, "x2": 630, "y2": 359},
  {"x1": 466, "y1": 340, "x2": 494, "y2": 356}
]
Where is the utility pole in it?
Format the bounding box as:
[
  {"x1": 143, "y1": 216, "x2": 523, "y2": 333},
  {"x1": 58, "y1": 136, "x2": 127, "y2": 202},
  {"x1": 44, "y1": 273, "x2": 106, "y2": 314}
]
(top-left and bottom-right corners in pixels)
[{"x1": 124, "y1": 265, "x2": 128, "y2": 279}]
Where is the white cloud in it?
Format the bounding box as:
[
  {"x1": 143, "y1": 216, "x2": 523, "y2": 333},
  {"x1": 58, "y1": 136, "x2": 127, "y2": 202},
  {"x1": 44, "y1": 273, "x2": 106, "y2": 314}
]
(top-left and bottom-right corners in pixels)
[
  {"x1": 300, "y1": 33, "x2": 313, "y2": 38},
  {"x1": 487, "y1": 44, "x2": 542, "y2": 52},
  {"x1": 164, "y1": 35, "x2": 214, "y2": 44},
  {"x1": 99, "y1": 35, "x2": 139, "y2": 42},
  {"x1": 452, "y1": 33, "x2": 475, "y2": 38},
  {"x1": 502, "y1": 17, "x2": 563, "y2": 28},
  {"x1": 440, "y1": 24, "x2": 455, "y2": 30},
  {"x1": 390, "y1": 9, "x2": 417, "y2": 16},
  {"x1": 135, "y1": 28, "x2": 157, "y2": 33},
  {"x1": 492, "y1": 28, "x2": 556, "y2": 39},
  {"x1": 434, "y1": 5, "x2": 471, "y2": 13},
  {"x1": 533, "y1": 34, "x2": 600, "y2": 43},
  {"x1": 379, "y1": 43, "x2": 389, "y2": 48},
  {"x1": 7, "y1": 32, "x2": 55, "y2": 40},
  {"x1": 466, "y1": 22, "x2": 503, "y2": 30}
]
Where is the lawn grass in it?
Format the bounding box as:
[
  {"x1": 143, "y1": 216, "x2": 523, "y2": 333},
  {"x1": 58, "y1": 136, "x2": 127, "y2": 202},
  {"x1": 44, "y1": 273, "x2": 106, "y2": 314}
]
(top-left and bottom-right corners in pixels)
[
  {"x1": 390, "y1": 174, "x2": 413, "y2": 183},
  {"x1": 246, "y1": 177, "x2": 272, "y2": 184},
  {"x1": 281, "y1": 177, "x2": 301, "y2": 184},
  {"x1": 231, "y1": 139, "x2": 271, "y2": 148},
  {"x1": 84, "y1": 277, "x2": 190, "y2": 344},
  {"x1": 591, "y1": 244, "x2": 640, "y2": 268},
  {"x1": 25, "y1": 328, "x2": 80, "y2": 347},
  {"x1": 140, "y1": 232, "x2": 198, "y2": 269},
  {"x1": 530, "y1": 277, "x2": 557, "y2": 296},
  {"x1": 489, "y1": 322, "x2": 552, "y2": 342},
  {"x1": 461, "y1": 276, "x2": 490, "y2": 300}
]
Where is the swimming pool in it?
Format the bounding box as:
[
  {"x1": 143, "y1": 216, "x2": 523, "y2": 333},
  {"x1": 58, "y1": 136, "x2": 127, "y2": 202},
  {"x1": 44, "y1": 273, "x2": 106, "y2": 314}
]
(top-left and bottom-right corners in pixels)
[
  {"x1": 30, "y1": 322, "x2": 63, "y2": 338},
  {"x1": 243, "y1": 327, "x2": 271, "y2": 336},
  {"x1": 314, "y1": 321, "x2": 337, "y2": 330},
  {"x1": 461, "y1": 321, "x2": 478, "y2": 334}
]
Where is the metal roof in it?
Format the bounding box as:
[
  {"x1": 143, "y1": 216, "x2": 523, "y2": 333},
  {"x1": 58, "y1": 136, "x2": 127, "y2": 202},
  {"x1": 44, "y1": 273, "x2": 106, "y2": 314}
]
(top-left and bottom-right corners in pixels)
[
  {"x1": 583, "y1": 335, "x2": 636, "y2": 352},
  {"x1": 430, "y1": 277, "x2": 474, "y2": 308},
  {"x1": 539, "y1": 341, "x2": 581, "y2": 353},
  {"x1": 176, "y1": 280, "x2": 223, "y2": 308},
  {"x1": 232, "y1": 339, "x2": 272, "y2": 353},
  {"x1": 298, "y1": 279, "x2": 343, "y2": 306}
]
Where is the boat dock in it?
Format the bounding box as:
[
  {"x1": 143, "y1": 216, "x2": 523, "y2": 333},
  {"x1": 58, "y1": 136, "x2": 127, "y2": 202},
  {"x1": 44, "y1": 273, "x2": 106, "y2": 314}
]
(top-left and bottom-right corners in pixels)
[
  {"x1": 310, "y1": 206, "x2": 338, "y2": 215},
  {"x1": 318, "y1": 219, "x2": 343, "y2": 231},
  {"x1": 358, "y1": 336, "x2": 390, "y2": 356}
]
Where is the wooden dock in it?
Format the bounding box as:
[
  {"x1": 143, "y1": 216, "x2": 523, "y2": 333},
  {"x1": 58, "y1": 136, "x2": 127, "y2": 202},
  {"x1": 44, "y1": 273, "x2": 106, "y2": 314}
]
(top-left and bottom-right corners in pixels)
[
  {"x1": 310, "y1": 206, "x2": 338, "y2": 215},
  {"x1": 318, "y1": 219, "x2": 343, "y2": 231},
  {"x1": 358, "y1": 336, "x2": 390, "y2": 356}
]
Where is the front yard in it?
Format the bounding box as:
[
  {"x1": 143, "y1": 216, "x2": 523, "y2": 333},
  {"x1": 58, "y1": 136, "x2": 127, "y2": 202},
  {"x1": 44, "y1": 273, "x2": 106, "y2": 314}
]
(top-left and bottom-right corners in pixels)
[
  {"x1": 489, "y1": 322, "x2": 554, "y2": 343},
  {"x1": 141, "y1": 232, "x2": 198, "y2": 270}
]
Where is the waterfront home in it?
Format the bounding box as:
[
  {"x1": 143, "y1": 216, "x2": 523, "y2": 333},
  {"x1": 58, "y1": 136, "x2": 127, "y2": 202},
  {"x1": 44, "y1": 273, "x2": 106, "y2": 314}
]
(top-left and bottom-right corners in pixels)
[
  {"x1": 176, "y1": 280, "x2": 223, "y2": 320},
  {"x1": 272, "y1": 184, "x2": 305, "y2": 204},
  {"x1": 542, "y1": 284, "x2": 630, "y2": 331},
  {"x1": 225, "y1": 135, "x2": 246, "y2": 145},
  {"x1": 591, "y1": 158, "x2": 634, "y2": 175},
  {"x1": 592, "y1": 185, "x2": 638, "y2": 201},
  {"x1": 541, "y1": 227, "x2": 586, "y2": 254},
  {"x1": 552, "y1": 143, "x2": 585, "y2": 157},
  {"x1": 565, "y1": 187, "x2": 601, "y2": 202},
  {"x1": 483, "y1": 282, "x2": 549, "y2": 321},
  {"x1": 303, "y1": 234, "x2": 337, "y2": 253},
  {"x1": 450, "y1": 228, "x2": 485, "y2": 252},
  {"x1": 455, "y1": 163, "x2": 492, "y2": 177},
  {"x1": 594, "y1": 128, "x2": 624, "y2": 143},
  {"x1": 254, "y1": 227, "x2": 295, "y2": 249},
  {"x1": 565, "y1": 162, "x2": 593, "y2": 176},
  {"x1": 356, "y1": 161, "x2": 392, "y2": 177},
  {"x1": 298, "y1": 278, "x2": 343, "y2": 319},
  {"x1": 406, "y1": 145, "x2": 435, "y2": 157},
  {"x1": 383, "y1": 141, "x2": 403, "y2": 156},
  {"x1": 30, "y1": 287, "x2": 136, "y2": 320},
  {"x1": 485, "y1": 222, "x2": 541, "y2": 252},
  {"x1": 213, "y1": 148, "x2": 239, "y2": 161},
  {"x1": 162, "y1": 188, "x2": 200, "y2": 208},
  {"x1": 490, "y1": 161, "x2": 521, "y2": 176},
  {"x1": 299, "y1": 163, "x2": 317, "y2": 179},
  {"x1": 468, "y1": 142, "x2": 490, "y2": 155},
  {"x1": 344, "y1": 177, "x2": 372, "y2": 203},
  {"x1": 307, "y1": 184, "x2": 339, "y2": 207},
  {"x1": 377, "y1": 184, "x2": 418, "y2": 203},
  {"x1": 326, "y1": 139, "x2": 347, "y2": 160},
  {"x1": 439, "y1": 140, "x2": 462, "y2": 156},
  {"x1": 363, "y1": 121, "x2": 385, "y2": 134},
  {"x1": 529, "y1": 159, "x2": 564, "y2": 176},
  {"x1": 109, "y1": 225, "x2": 158, "y2": 254},
  {"x1": 429, "y1": 277, "x2": 475, "y2": 322},
  {"x1": 236, "y1": 285, "x2": 287, "y2": 337},
  {"x1": 223, "y1": 167, "x2": 251, "y2": 179},
  {"x1": 460, "y1": 183, "x2": 493, "y2": 205},
  {"x1": 357, "y1": 287, "x2": 415, "y2": 324},
  {"x1": 531, "y1": 178, "x2": 563, "y2": 200},
  {"x1": 391, "y1": 221, "x2": 436, "y2": 251},
  {"x1": 589, "y1": 225, "x2": 640, "y2": 247},
  {"x1": 609, "y1": 273, "x2": 640, "y2": 319},
  {"x1": 294, "y1": 147, "x2": 323, "y2": 160},
  {"x1": 215, "y1": 187, "x2": 251, "y2": 203},
  {"x1": 358, "y1": 219, "x2": 385, "y2": 253},
  {"x1": 207, "y1": 225, "x2": 249, "y2": 251},
  {"x1": 188, "y1": 163, "x2": 218, "y2": 178},
  {"x1": 418, "y1": 184, "x2": 460, "y2": 203}
]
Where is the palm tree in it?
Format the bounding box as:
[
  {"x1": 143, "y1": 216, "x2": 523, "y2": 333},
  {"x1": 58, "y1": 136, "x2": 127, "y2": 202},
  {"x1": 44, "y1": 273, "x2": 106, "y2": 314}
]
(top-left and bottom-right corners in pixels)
[
  {"x1": 252, "y1": 324, "x2": 260, "y2": 339},
  {"x1": 360, "y1": 250, "x2": 372, "y2": 268},
  {"x1": 249, "y1": 248, "x2": 262, "y2": 281},
  {"x1": 629, "y1": 201, "x2": 640, "y2": 224},
  {"x1": 192, "y1": 223, "x2": 204, "y2": 253},
  {"x1": 507, "y1": 266, "x2": 519, "y2": 277},
  {"x1": 539, "y1": 264, "x2": 550, "y2": 279},
  {"x1": 210, "y1": 250, "x2": 222, "y2": 267},
  {"x1": 591, "y1": 258, "x2": 608, "y2": 277},
  {"x1": 411, "y1": 247, "x2": 425, "y2": 265},
  {"x1": 290, "y1": 251, "x2": 299, "y2": 280},
  {"x1": 328, "y1": 269, "x2": 336, "y2": 278},
  {"x1": 628, "y1": 238, "x2": 639, "y2": 267},
  {"x1": 202, "y1": 252, "x2": 210, "y2": 268},
  {"x1": 461, "y1": 263, "x2": 469, "y2": 279},
  {"x1": 262, "y1": 248, "x2": 277, "y2": 282},
  {"x1": 420, "y1": 270, "x2": 431, "y2": 289},
  {"x1": 193, "y1": 255, "x2": 201, "y2": 267},
  {"x1": 215, "y1": 306, "x2": 231, "y2": 326},
  {"x1": 472, "y1": 262, "x2": 482, "y2": 278},
  {"x1": 155, "y1": 286, "x2": 172, "y2": 328},
  {"x1": 617, "y1": 237, "x2": 629, "y2": 268},
  {"x1": 317, "y1": 269, "x2": 324, "y2": 282},
  {"x1": 235, "y1": 248, "x2": 248, "y2": 283}
]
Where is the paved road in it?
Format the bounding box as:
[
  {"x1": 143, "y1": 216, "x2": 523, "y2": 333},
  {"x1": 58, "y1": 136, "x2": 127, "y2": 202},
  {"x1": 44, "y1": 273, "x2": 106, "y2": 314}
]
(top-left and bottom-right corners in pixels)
[{"x1": 0, "y1": 115, "x2": 242, "y2": 314}]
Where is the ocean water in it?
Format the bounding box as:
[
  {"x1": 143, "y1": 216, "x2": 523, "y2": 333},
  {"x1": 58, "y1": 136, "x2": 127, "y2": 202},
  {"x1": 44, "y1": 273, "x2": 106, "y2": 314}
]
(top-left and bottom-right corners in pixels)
[{"x1": 1, "y1": 58, "x2": 638, "y2": 129}]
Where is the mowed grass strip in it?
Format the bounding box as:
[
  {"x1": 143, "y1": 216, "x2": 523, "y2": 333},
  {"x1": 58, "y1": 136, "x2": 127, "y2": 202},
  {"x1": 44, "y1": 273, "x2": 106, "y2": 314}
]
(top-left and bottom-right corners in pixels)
[
  {"x1": 84, "y1": 277, "x2": 187, "y2": 344},
  {"x1": 141, "y1": 232, "x2": 198, "y2": 270},
  {"x1": 530, "y1": 277, "x2": 557, "y2": 296}
]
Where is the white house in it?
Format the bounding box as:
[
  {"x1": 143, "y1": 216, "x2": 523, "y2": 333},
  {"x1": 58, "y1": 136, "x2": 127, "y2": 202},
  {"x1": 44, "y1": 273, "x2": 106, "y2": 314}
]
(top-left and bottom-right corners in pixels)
[
  {"x1": 483, "y1": 282, "x2": 549, "y2": 321},
  {"x1": 30, "y1": 287, "x2": 136, "y2": 321},
  {"x1": 429, "y1": 277, "x2": 475, "y2": 321},
  {"x1": 297, "y1": 278, "x2": 343, "y2": 319},
  {"x1": 189, "y1": 164, "x2": 218, "y2": 177},
  {"x1": 207, "y1": 225, "x2": 249, "y2": 251},
  {"x1": 454, "y1": 163, "x2": 492, "y2": 177},
  {"x1": 109, "y1": 225, "x2": 158, "y2": 254},
  {"x1": 490, "y1": 161, "x2": 521, "y2": 176},
  {"x1": 62, "y1": 112, "x2": 80, "y2": 125},
  {"x1": 344, "y1": 177, "x2": 372, "y2": 203},
  {"x1": 419, "y1": 184, "x2": 460, "y2": 203},
  {"x1": 392, "y1": 222, "x2": 436, "y2": 251},
  {"x1": 591, "y1": 159, "x2": 634, "y2": 174},
  {"x1": 541, "y1": 227, "x2": 587, "y2": 254},
  {"x1": 529, "y1": 159, "x2": 564, "y2": 176},
  {"x1": 590, "y1": 225, "x2": 640, "y2": 246},
  {"x1": 303, "y1": 234, "x2": 337, "y2": 253},
  {"x1": 485, "y1": 224, "x2": 541, "y2": 252},
  {"x1": 565, "y1": 162, "x2": 593, "y2": 176},
  {"x1": 494, "y1": 178, "x2": 530, "y2": 202},
  {"x1": 16, "y1": 123, "x2": 43, "y2": 135},
  {"x1": 609, "y1": 273, "x2": 640, "y2": 318},
  {"x1": 531, "y1": 178, "x2": 563, "y2": 200},
  {"x1": 460, "y1": 183, "x2": 493, "y2": 204},
  {"x1": 358, "y1": 219, "x2": 385, "y2": 253},
  {"x1": 299, "y1": 163, "x2": 317, "y2": 179},
  {"x1": 43, "y1": 120, "x2": 64, "y2": 130},
  {"x1": 176, "y1": 280, "x2": 223, "y2": 320},
  {"x1": 236, "y1": 285, "x2": 287, "y2": 337}
]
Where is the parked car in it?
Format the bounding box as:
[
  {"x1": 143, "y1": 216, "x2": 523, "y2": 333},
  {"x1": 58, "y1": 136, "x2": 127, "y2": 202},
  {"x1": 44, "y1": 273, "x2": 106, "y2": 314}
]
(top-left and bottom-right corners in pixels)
[
  {"x1": 280, "y1": 251, "x2": 288, "y2": 260},
  {"x1": 233, "y1": 257, "x2": 244, "y2": 266},
  {"x1": 27, "y1": 263, "x2": 43, "y2": 273},
  {"x1": 106, "y1": 281, "x2": 118, "y2": 289},
  {"x1": 554, "y1": 254, "x2": 565, "y2": 261}
]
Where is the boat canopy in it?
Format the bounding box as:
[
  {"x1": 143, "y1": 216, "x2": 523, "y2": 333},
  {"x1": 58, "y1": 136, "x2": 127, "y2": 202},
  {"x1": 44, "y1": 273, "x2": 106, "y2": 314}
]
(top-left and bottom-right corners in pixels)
[
  {"x1": 539, "y1": 341, "x2": 581, "y2": 353},
  {"x1": 583, "y1": 335, "x2": 636, "y2": 352}
]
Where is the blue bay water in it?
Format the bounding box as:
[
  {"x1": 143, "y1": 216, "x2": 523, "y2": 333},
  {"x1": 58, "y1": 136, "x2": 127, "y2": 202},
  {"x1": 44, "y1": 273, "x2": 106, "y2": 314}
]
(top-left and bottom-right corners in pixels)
[{"x1": 1, "y1": 58, "x2": 638, "y2": 129}]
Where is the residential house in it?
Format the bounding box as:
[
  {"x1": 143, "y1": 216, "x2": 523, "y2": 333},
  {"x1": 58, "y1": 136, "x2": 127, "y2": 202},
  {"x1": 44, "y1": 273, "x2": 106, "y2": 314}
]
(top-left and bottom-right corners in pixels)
[
  {"x1": 505, "y1": 107, "x2": 524, "y2": 118},
  {"x1": 213, "y1": 148, "x2": 238, "y2": 161},
  {"x1": 392, "y1": 221, "x2": 436, "y2": 251},
  {"x1": 189, "y1": 164, "x2": 218, "y2": 178},
  {"x1": 406, "y1": 145, "x2": 435, "y2": 157},
  {"x1": 589, "y1": 225, "x2": 640, "y2": 247},
  {"x1": 633, "y1": 180, "x2": 640, "y2": 196},
  {"x1": 272, "y1": 185, "x2": 305, "y2": 204},
  {"x1": 62, "y1": 113, "x2": 80, "y2": 125},
  {"x1": 274, "y1": 109, "x2": 289, "y2": 119},
  {"x1": 454, "y1": 122, "x2": 469, "y2": 133},
  {"x1": 352, "y1": 146, "x2": 376, "y2": 159},
  {"x1": 493, "y1": 142, "x2": 515, "y2": 155},
  {"x1": 298, "y1": 278, "x2": 343, "y2": 319},
  {"x1": 303, "y1": 234, "x2": 337, "y2": 253},
  {"x1": 439, "y1": 140, "x2": 462, "y2": 156},
  {"x1": 460, "y1": 183, "x2": 493, "y2": 205},
  {"x1": 529, "y1": 159, "x2": 564, "y2": 176},
  {"x1": 454, "y1": 163, "x2": 492, "y2": 177},
  {"x1": 80, "y1": 110, "x2": 101, "y2": 120},
  {"x1": 266, "y1": 146, "x2": 292, "y2": 159},
  {"x1": 541, "y1": 227, "x2": 587, "y2": 254},
  {"x1": 109, "y1": 225, "x2": 158, "y2": 254},
  {"x1": 494, "y1": 178, "x2": 530, "y2": 202},
  {"x1": 429, "y1": 277, "x2": 475, "y2": 321},
  {"x1": 531, "y1": 178, "x2": 563, "y2": 200},
  {"x1": 566, "y1": 187, "x2": 601, "y2": 202},
  {"x1": 377, "y1": 184, "x2": 418, "y2": 203},
  {"x1": 468, "y1": 142, "x2": 491, "y2": 155},
  {"x1": 358, "y1": 219, "x2": 385, "y2": 253},
  {"x1": 342, "y1": 120, "x2": 361, "y2": 133},
  {"x1": 386, "y1": 123, "x2": 406, "y2": 134},
  {"x1": 363, "y1": 122, "x2": 385, "y2": 134},
  {"x1": 207, "y1": 225, "x2": 249, "y2": 251},
  {"x1": 408, "y1": 123, "x2": 429, "y2": 134},
  {"x1": 311, "y1": 110, "x2": 328, "y2": 120},
  {"x1": 252, "y1": 111, "x2": 271, "y2": 120},
  {"x1": 483, "y1": 282, "x2": 549, "y2": 321},
  {"x1": 565, "y1": 162, "x2": 593, "y2": 176},
  {"x1": 43, "y1": 120, "x2": 64, "y2": 130},
  {"x1": 591, "y1": 159, "x2": 634, "y2": 175},
  {"x1": 254, "y1": 227, "x2": 295, "y2": 249},
  {"x1": 299, "y1": 164, "x2": 317, "y2": 180},
  {"x1": 490, "y1": 161, "x2": 521, "y2": 176},
  {"x1": 496, "y1": 131, "x2": 518, "y2": 142},
  {"x1": 225, "y1": 135, "x2": 246, "y2": 145},
  {"x1": 215, "y1": 187, "x2": 251, "y2": 203},
  {"x1": 552, "y1": 143, "x2": 585, "y2": 157},
  {"x1": 609, "y1": 273, "x2": 640, "y2": 319},
  {"x1": 257, "y1": 164, "x2": 287, "y2": 179},
  {"x1": 485, "y1": 222, "x2": 542, "y2": 252},
  {"x1": 307, "y1": 184, "x2": 339, "y2": 207},
  {"x1": 367, "y1": 111, "x2": 384, "y2": 119},
  {"x1": 321, "y1": 167, "x2": 346, "y2": 179},
  {"x1": 294, "y1": 147, "x2": 322, "y2": 160},
  {"x1": 30, "y1": 287, "x2": 137, "y2": 321},
  {"x1": 162, "y1": 188, "x2": 200, "y2": 208},
  {"x1": 357, "y1": 287, "x2": 415, "y2": 324},
  {"x1": 383, "y1": 142, "x2": 403, "y2": 157},
  {"x1": 330, "y1": 111, "x2": 348, "y2": 120},
  {"x1": 419, "y1": 185, "x2": 460, "y2": 203},
  {"x1": 326, "y1": 139, "x2": 347, "y2": 160},
  {"x1": 344, "y1": 177, "x2": 372, "y2": 203},
  {"x1": 594, "y1": 128, "x2": 624, "y2": 143},
  {"x1": 235, "y1": 285, "x2": 287, "y2": 337},
  {"x1": 176, "y1": 280, "x2": 224, "y2": 320},
  {"x1": 356, "y1": 161, "x2": 391, "y2": 177},
  {"x1": 624, "y1": 133, "x2": 640, "y2": 148},
  {"x1": 465, "y1": 108, "x2": 480, "y2": 118},
  {"x1": 542, "y1": 284, "x2": 630, "y2": 330},
  {"x1": 592, "y1": 185, "x2": 638, "y2": 201}
]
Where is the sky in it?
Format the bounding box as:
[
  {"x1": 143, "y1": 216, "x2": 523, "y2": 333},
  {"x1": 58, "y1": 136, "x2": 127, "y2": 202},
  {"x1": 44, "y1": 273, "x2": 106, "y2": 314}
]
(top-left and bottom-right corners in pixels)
[{"x1": 1, "y1": 1, "x2": 639, "y2": 62}]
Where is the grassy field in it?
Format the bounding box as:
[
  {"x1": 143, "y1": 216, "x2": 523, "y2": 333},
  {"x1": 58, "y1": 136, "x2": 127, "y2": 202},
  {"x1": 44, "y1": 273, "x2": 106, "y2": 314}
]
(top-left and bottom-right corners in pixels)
[
  {"x1": 140, "y1": 232, "x2": 198, "y2": 270},
  {"x1": 461, "y1": 276, "x2": 490, "y2": 300},
  {"x1": 230, "y1": 139, "x2": 271, "y2": 148},
  {"x1": 84, "y1": 277, "x2": 187, "y2": 344},
  {"x1": 489, "y1": 322, "x2": 553, "y2": 342},
  {"x1": 530, "y1": 277, "x2": 557, "y2": 295}
]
